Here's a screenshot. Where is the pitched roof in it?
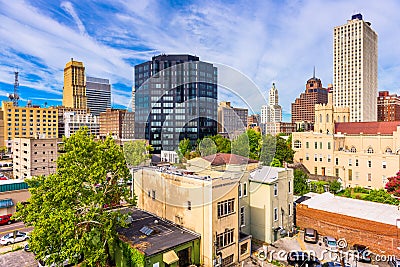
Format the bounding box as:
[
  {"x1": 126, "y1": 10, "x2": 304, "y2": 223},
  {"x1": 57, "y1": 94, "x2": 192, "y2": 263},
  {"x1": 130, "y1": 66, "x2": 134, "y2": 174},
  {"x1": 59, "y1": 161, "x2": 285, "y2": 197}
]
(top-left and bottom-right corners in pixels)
[
  {"x1": 335, "y1": 121, "x2": 400, "y2": 135},
  {"x1": 201, "y1": 153, "x2": 258, "y2": 166}
]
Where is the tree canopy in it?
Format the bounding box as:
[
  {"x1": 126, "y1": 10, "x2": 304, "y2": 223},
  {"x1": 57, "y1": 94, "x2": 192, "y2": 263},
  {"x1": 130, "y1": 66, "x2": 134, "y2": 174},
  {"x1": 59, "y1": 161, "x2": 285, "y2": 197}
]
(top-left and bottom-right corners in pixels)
[
  {"x1": 123, "y1": 140, "x2": 151, "y2": 167},
  {"x1": 15, "y1": 128, "x2": 134, "y2": 267},
  {"x1": 232, "y1": 129, "x2": 261, "y2": 160},
  {"x1": 385, "y1": 171, "x2": 400, "y2": 197},
  {"x1": 293, "y1": 169, "x2": 310, "y2": 195}
]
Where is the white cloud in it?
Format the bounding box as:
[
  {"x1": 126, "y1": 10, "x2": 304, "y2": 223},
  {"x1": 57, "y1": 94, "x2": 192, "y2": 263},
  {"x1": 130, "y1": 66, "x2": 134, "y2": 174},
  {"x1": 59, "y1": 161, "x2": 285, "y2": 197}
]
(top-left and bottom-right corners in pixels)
[{"x1": 60, "y1": 1, "x2": 87, "y2": 36}]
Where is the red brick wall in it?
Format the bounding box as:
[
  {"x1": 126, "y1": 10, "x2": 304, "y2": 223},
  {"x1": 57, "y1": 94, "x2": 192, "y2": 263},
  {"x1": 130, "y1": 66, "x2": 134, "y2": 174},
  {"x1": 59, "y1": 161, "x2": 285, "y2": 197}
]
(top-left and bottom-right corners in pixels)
[{"x1": 296, "y1": 204, "x2": 399, "y2": 255}]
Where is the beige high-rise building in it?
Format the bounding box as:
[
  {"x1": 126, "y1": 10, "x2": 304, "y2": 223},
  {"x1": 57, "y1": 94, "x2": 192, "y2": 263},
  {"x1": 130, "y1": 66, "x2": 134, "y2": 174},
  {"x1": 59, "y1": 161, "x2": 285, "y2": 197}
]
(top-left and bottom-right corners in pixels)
[
  {"x1": 63, "y1": 59, "x2": 87, "y2": 109},
  {"x1": 333, "y1": 14, "x2": 378, "y2": 122}
]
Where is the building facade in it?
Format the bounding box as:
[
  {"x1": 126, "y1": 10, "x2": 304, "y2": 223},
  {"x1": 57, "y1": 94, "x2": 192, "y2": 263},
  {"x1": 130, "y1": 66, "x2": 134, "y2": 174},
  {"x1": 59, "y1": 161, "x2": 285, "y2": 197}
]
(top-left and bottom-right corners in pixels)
[
  {"x1": 1, "y1": 101, "x2": 58, "y2": 150},
  {"x1": 291, "y1": 76, "x2": 328, "y2": 125},
  {"x1": 86, "y1": 76, "x2": 111, "y2": 116},
  {"x1": 333, "y1": 14, "x2": 378, "y2": 122},
  {"x1": 99, "y1": 108, "x2": 134, "y2": 139},
  {"x1": 56, "y1": 106, "x2": 88, "y2": 138},
  {"x1": 63, "y1": 112, "x2": 99, "y2": 138},
  {"x1": 292, "y1": 99, "x2": 400, "y2": 189},
  {"x1": 261, "y1": 122, "x2": 297, "y2": 136},
  {"x1": 134, "y1": 54, "x2": 218, "y2": 153},
  {"x1": 378, "y1": 91, "x2": 400, "y2": 122},
  {"x1": 247, "y1": 114, "x2": 260, "y2": 127},
  {"x1": 12, "y1": 138, "x2": 58, "y2": 179},
  {"x1": 217, "y1": 102, "x2": 248, "y2": 138},
  {"x1": 63, "y1": 59, "x2": 87, "y2": 109},
  {"x1": 261, "y1": 83, "x2": 282, "y2": 124},
  {"x1": 0, "y1": 180, "x2": 30, "y2": 216}
]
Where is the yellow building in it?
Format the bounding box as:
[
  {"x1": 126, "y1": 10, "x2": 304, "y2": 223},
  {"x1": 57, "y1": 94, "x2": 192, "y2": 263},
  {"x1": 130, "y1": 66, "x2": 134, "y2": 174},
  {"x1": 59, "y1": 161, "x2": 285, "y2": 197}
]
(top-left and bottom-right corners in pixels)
[
  {"x1": 1, "y1": 101, "x2": 58, "y2": 150},
  {"x1": 292, "y1": 94, "x2": 400, "y2": 189},
  {"x1": 63, "y1": 59, "x2": 87, "y2": 109}
]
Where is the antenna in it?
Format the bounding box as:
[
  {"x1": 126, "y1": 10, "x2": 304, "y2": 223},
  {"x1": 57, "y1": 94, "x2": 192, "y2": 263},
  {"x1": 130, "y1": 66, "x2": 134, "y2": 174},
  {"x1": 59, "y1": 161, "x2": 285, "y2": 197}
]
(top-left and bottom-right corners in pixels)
[
  {"x1": 313, "y1": 66, "x2": 316, "y2": 79},
  {"x1": 8, "y1": 71, "x2": 20, "y2": 106}
]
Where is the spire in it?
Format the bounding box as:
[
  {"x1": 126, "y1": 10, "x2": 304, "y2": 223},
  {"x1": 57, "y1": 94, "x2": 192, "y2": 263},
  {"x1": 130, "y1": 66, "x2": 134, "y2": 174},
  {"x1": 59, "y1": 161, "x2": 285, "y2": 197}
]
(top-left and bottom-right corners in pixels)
[{"x1": 313, "y1": 66, "x2": 315, "y2": 79}]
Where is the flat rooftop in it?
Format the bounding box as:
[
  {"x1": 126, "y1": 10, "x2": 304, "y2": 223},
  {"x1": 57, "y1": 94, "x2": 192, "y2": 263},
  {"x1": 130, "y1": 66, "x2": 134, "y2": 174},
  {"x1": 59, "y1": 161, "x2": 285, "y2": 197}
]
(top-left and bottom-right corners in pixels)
[
  {"x1": 117, "y1": 208, "x2": 200, "y2": 256},
  {"x1": 301, "y1": 192, "x2": 400, "y2": 226},
  {"x1": 249, "y1": 166, "x2": 288, "y2": 184}
]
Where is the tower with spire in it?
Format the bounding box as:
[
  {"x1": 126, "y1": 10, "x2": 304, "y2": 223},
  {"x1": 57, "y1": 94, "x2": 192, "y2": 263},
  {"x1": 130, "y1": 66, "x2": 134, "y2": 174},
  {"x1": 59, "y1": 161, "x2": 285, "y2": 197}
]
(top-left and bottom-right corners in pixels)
[{"x1": 261, "y1": 83, "x2": 282, "y2": 124}]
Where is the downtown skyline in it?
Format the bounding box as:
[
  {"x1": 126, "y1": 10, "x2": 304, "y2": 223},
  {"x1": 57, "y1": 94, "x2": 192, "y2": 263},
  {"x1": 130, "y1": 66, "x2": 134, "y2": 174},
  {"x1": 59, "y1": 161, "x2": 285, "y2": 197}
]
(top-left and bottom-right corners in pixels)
[{"x1": 1, "y1": 0, "x2": 400, "y2": 121}]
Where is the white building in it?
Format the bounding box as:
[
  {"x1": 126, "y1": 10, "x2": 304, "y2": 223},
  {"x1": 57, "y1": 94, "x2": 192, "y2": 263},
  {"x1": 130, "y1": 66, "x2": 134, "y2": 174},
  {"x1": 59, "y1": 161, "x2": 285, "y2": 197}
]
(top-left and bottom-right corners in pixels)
[
  {"x1": 261, "y1": 83, "x2": 283, "y2": 134},
  {"x1": 333, "y1": 14, "x2": 378, "y2": 122},
  {"x1": 63, "y1": 112, "x2": 99, "y2": 138}
]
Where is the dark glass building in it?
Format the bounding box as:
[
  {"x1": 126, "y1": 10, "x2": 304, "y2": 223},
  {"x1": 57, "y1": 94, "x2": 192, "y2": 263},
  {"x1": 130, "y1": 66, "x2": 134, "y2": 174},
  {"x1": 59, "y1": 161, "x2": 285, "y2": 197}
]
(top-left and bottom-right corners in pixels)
[{"x1": 134, "y1": 54, "x2": 218, "y2": 153}]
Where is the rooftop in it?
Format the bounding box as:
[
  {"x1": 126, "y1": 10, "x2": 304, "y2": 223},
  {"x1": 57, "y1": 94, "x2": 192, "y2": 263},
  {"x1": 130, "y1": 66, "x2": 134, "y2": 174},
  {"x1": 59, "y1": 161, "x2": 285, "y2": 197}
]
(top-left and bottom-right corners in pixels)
[
  {"x1": 301, "y1": 192, "x2": 400, "y2": 226},
  {"x1": 117, "y1": 208, "x2": 200, "y2": 256},
  {"x1": 335, "y1": 121, "x2": 400, "y2": 135},
  {"x1": 249, "y1": 166, "x2": 288, "y2": 184},
  {"x1": 201, "y1": 153, "x2": 258, "y2": 166}
]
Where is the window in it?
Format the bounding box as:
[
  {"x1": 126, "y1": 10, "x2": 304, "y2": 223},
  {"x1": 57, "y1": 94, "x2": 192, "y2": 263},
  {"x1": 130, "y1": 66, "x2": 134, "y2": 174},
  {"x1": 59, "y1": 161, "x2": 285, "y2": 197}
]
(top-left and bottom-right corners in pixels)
[
  {"x1": 314, "y1": 154, "x2": 318, "y2": 161},
  {"x1": 314, "y1": 142, "x2": 318, "y2": 149},
  {"x1": 288, "y1": 203, "x2": 292, "y2": 216},
  {"x1": 222, "y1": 255, "x2": 234, "y2": 266},
  {"x1": 328, "y1": 142, "x2": 331, "y2": 149},
  {"x1": 319, "y1": 142, "x2": 322, "y2": 149},
  {"x1": 355, "y1": 159, "x2": 359, "y2": 166},
  {"x1": 385, "y1": 147, "x2": 392, "y2": 154},
  {"x1": 348, "y1": 169, "x2": 352, "y2": 181},
  {"x1": 294, "y1": 140, "x2": 301, "y2": 148},
  {"x1": 288, "y1": 180, "x2": 291, "y2": 194},
  {"x1": 314, "y1": 167, "x2": 318, "y2": 175},
  {"x1": 327, "y1": 154, "x2": 331, "y2": 162},
  {"x1": 274, "y1": 183, "x2": 278, "y2": 196},
  {"x1": 335, "y1": 168, "x2": 339, "y2": 177},
  {"x1": 335, "y1": 158, "x2": 339, "y2": 165},
  {"x1": 348, "y1": 159, "x2": 352, "y2": 166},
  {"x1": 368, "y1": 160, "x2": 372, "y2": 168},
  {"x1": 240, "y1": 243, "x2": 248, "y2": 255},
  {"x1": 319, "y1": 154, "x2": 323, "y2": 162},
  {"x1": 306, "y1": 142, "x2": 309, "y2": 148},
  {"x1": 306, "y1": 154, "x2": 309, "y2": 160},
  {"x1": 152, "y1": 190, "x2": 156, "y2": 200},
  {"x1": 187, "y1": 201, "x2": 191, "y2": 210},
  {"x1": 274, "y1": 208, "x2": 278, "y2": 221},
  {"x1": 382, "y1": 161, "x2": 387, "y2": 169},
  {"x1": 217, "y1": 199, "x2": 235, "y2": 217},
  {"x1": 238, "y1": 183, "x2": 242, "y2": 198},
  {"x1": 367, "y1": 147, "x2": 374, "y2": 153},
  {"x1": 216, "y1": 229, "x2": 234, "y2": 248},
  {"x1": 243, "y1": 182, "x2": 247, "y2": 196},
  {"x1": 367, "y1": 173, "x2": 372, "y2": 182},
  {"x1": 350, "y1": 146, "x2": 356, "y2": 153},
  {"x1": 240, "y1": 206, "x2": 245, "y2": 226}
]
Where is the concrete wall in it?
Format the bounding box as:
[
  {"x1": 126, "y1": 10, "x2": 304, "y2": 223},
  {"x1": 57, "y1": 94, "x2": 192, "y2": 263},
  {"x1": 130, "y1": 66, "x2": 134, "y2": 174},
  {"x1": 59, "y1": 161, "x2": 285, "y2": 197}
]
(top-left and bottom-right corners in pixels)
[{"x1": 0, "y1": 189, "x2": 30, "y2": 215}]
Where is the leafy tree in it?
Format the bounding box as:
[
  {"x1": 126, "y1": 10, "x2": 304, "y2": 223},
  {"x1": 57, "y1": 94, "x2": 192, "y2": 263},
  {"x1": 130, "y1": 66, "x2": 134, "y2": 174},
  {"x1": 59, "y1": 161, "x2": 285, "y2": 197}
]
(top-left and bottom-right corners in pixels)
[
  {"x1": 274, "y1": 136, "x2": 295, "y2": 165},
  {"x1": 14, "y1": 128, "x2": 134, "y2": 267},
  {"x1": 293, "y1": 169, "x2": 310, "y2": 195},
  {"x1": 178, "y1": 138, "x2": 192, "y2": 160},
  {"x1": 232, "y1": 129, "x2": 261, "y2": 160},
  {"x1": 198, "y1": 137, "x2": 217, "y2": 156},
  {"x1": 363, "y1": 189, "x2": 399, "y2": 205},
  {"x1": 270, "y1": 158, "x2": 282, "y2": 167},
  {"x1": 210, "y1": 135, "x2": 231, "y2": 153},
  {"x1": 329, "y1": 180, "x2": 342, "y2": 193},
  {"x1": 385, "y1": 171, "x2": 400, "y2": 197},
  {"x1": 260, "y1": 134, "x2": 276, "y2": 166},
  {"x1": 123, "y1": 140, "x2": 151, "y2": 167}
]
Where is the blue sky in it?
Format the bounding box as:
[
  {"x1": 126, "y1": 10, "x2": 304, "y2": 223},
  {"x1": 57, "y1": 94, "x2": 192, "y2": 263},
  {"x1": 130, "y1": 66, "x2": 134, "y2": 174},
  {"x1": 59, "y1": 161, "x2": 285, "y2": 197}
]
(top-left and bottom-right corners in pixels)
[{"x1": 1, "y1": 0, "x2": 400, "y2": 121}]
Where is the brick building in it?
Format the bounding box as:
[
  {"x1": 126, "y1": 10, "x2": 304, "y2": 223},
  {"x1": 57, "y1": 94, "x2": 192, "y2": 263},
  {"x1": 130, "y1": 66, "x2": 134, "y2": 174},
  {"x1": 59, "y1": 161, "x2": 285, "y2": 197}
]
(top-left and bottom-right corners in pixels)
[
  {"x1": 296, "y1": 192, "x2": 400, "y2": 255},
  {"x1": 99, "y1": 108, "x2": 135, "y2": 139},
  {"x1": 291, "y1": 76, "x2": 328, "y2": 124},
  {"x1": 378, "y1": 91, "x2": 400, "y2": 122}
]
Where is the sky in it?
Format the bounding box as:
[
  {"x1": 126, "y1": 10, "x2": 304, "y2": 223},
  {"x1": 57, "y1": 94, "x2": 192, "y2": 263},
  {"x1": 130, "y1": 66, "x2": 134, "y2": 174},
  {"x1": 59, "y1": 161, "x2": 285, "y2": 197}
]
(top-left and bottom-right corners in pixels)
[{"x1": 1, "y1": 0, "x2": 400, "y2": 121}]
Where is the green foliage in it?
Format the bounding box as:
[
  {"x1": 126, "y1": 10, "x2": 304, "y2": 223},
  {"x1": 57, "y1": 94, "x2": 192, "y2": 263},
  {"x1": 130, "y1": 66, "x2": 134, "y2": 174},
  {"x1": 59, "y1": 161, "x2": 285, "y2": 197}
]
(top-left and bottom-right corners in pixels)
[
  {"x1": 119, "y1": 240, "x2": 145, "y2": 267},
  {"x1": 209, "y1": 135, "x2": 231, "y2": 153},
  {"x1": 385, "y1": 171, "x2": 400, "y2": 197},
  {"x1": 274, "y1": 136, "x2": 294, "y2": 165},
  {"x1": 232, "y1": 129, "x2": 261, "y2": 160},
  {"x1": 178, "y1": 138, "x2": 192, "y2": 160},
  {"x1": 14, "y1": 128, "x2": 134, "y2": 267},
  {"x1": 310, "y1": 181, "x2": 328, "y2": 193},
  {"x1": 123, "y1": 140, "x2": 151, "y2": 167},
  {"x1": 260, "y1": 134, "x2": 276, "y2": 166},
  {"x1": 198, "y1": 137, "x2": 217, "y2": 157},
  {"x1": 270, "y1": 158, "x2": 282, "y2": 167},
  {"x1": 337, "y1": 187, "x2": 400, "y2": 205},
  {"x1": 293, "y1": 169, "x2": 310, "y2": 195},
  {"x1": 329, "y1": 180, "x2": 342, "y2": 193}
]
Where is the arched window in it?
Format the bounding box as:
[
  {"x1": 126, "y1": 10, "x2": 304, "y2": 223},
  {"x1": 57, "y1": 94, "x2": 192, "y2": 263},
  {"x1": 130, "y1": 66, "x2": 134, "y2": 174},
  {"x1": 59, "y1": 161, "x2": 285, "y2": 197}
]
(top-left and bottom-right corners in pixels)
[
  {"x1": 350, "y1": 146, "x2": 356, "y2": 153},
  {"x1": 367, "y1": 147, "x2": 374, "y2": 154},
  {"x1": 319, "y1": 114, "x2": 322, "y2": 123},
  {"x1": 294, "y1": 140, "x2": 302, "y2": 149},
  {"x1": 343, "y1": 116, "x2": 346, "y2": 122},
  {"x1": 385, "y1": 147, "x2": 392, "y2": 154},
  {"x1": 326, "y1": 114, "x2": 329, "y2": 123},
  {"x1": 337, "y1": 116, "x2": 340, "y2": 122}
]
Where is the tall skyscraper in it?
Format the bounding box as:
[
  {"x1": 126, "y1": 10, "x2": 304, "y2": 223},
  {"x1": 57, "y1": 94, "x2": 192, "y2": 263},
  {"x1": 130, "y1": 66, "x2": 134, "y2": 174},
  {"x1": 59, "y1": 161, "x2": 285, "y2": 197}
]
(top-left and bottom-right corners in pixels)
[
  {"x1": 333, "y1": 14, "x2": 378, "y2": 122},
  {"x1": 134, "y1": 54, "x2": 218, "y2": 153},
  {"x1": 63, "y1": 59, "x2": 87, "y2": 109},
  {"x1": 86, "y1": 76, "x2": 111, "y2": 116},
  {"x1": 291, "y1": 75, "x2": 328, "y2": 124},
  {"x1": 261, "y1": 83, "x2": 282, "y2": 124}
]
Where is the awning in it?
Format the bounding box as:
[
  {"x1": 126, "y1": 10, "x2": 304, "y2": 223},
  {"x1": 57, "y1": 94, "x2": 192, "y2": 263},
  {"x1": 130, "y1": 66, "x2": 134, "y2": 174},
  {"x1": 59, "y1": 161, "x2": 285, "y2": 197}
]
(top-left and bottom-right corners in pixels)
[
  {"x1": 163, "y1": 250, "x2": 179, "y2": 265},
  {"x1": 0, "y1": 199, "x2": 13, "y2": 208}
]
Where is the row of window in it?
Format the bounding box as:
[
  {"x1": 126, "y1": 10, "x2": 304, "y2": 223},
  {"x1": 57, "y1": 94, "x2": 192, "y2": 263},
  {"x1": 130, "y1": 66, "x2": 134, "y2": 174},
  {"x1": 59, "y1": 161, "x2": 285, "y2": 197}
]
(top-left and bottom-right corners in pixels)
[{"x1": 294, "y1": 141, "x2": 332, "y2": 150}]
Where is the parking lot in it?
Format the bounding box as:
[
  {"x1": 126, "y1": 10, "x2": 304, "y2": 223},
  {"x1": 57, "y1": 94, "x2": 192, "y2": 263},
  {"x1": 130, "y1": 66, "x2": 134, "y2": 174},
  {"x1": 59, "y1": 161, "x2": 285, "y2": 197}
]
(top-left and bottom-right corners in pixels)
[
  {"x1": 252, "y1": 231, "x2": 390, "y2": 267},
  {"x1": 0, "y1": 249, "x2": 36, "y2": 267}
]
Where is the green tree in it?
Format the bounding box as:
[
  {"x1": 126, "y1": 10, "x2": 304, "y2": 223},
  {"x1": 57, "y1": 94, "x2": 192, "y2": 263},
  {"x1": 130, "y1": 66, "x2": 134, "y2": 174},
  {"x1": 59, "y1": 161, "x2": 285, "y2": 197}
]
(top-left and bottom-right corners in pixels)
[
  {"x1": 329, "y1": 180, "x2": 342, "y2": 193},
  {"x1": 259, "y1": 134, "x2": 276, "y2": 166},
  {"x1": 270, "y1": 158, "x2": 282, "y2": 167},
  {"x1": 123, "y1": 140, "x2": 151, "y2": 167},
  {"x1": 198, "y1": 137, "x2": 217, "y2": 156},
  {"x1": 293, "y1": 169, "x2": 310, "y2": 195},
  {"x1": 14, "y1": 128, "x2": 134, "y2": 267},
  {"x1": 274, "y1": 136, "x2": 295, "y2": 165},
  {"x1": 232, "y1": 129, "x2": 261, "y2": 160},
  {"x1": 178, "y1": 138, "x2": 192, "y2": 160},
  {"x1": 210, "y1": 135, "x2": 231, "y2": 153}
]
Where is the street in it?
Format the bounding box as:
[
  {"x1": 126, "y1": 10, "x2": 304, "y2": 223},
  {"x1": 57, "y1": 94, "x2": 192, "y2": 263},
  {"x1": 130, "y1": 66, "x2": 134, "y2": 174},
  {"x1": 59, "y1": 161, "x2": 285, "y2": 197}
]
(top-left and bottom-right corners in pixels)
[{"x1": 0, "y1": 221, "x2": 33, "y2": 236}]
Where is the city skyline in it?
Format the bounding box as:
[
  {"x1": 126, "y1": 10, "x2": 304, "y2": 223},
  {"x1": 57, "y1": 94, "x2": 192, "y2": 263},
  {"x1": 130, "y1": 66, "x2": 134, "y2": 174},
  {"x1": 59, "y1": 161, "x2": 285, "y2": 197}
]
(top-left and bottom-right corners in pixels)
[{"x1": 1, "y1": 1, "x2": 400, "y2": 121}]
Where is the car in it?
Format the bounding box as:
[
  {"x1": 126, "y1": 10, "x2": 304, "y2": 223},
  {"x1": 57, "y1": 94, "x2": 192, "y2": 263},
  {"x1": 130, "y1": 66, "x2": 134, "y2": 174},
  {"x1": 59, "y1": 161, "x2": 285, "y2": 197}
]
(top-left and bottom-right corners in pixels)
[
  {"x1": 323, "y1": 236, "x2": 338, "y2": 252},
  {"x1": 0, "y1": 214, "x2": 13, "y2": 225},
  {"x1": 352, "y1": 244, "x2": 372, "y2": 263},
  {"x1": 287, "y1": 251, "x2": 320, "y2": 267},
  {"x1": 0, "y1": 231, "x2": 29, "y2": 245},
  {"x1": 304, "y1": 228, "x2": 318, "y2": 243},
  {"x1": 322, "y1": 261, "x2": 351, "y2": 267},
  {"x1": 0, "y1": 176, "x2": 9, "y2": 180},
  {"x1": 388, "y1": 257, "x2": 400, "y2": 267}
]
